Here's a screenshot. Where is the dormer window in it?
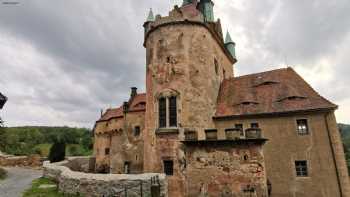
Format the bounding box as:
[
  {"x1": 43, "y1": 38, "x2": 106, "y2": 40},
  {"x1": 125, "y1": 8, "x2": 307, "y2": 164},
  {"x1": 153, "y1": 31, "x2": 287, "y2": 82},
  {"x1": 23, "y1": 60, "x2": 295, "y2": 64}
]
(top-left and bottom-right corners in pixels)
[{"x1": 158, "y1": 96, "x2": 178, "y2": 128}]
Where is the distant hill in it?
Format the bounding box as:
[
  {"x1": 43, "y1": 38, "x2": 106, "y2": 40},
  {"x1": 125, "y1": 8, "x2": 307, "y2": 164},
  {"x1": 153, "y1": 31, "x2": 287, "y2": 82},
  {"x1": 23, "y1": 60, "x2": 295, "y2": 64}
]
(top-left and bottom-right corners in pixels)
[
  {"x1": 339, "y1": 123, "x2": 350, "y2": 172},
  {"x1": 0, "y1": 126, "x2": 93, "y2": 156}
]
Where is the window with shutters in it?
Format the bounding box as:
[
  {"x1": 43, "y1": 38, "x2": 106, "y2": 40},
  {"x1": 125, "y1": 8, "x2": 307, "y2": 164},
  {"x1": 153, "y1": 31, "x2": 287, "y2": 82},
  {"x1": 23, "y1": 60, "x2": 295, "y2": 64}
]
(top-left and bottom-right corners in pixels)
[
  {"x1": 169, "y1": 96, "x2": 177, "y2": 127},
  {"x1": 159, "y1": 97, "x2": 166, "y2": 128}
]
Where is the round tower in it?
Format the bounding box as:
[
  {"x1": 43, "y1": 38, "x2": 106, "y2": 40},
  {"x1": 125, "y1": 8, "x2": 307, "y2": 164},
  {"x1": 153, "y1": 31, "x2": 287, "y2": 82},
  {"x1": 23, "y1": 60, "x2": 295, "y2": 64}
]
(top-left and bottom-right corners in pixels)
[{"x1": 143, "y1": 2, "x2": 237, "y2": 195}]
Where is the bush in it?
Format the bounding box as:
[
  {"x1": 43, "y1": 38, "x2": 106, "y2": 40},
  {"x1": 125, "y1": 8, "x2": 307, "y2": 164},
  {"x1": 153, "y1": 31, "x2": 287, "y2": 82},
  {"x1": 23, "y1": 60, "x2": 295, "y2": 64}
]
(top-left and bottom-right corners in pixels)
[
  {"x1": 0, "y1": 167, "x2": 7, "y2": 180},
  {"x1": 48, "y1": 141, "x2": 66, "y2": 163}
]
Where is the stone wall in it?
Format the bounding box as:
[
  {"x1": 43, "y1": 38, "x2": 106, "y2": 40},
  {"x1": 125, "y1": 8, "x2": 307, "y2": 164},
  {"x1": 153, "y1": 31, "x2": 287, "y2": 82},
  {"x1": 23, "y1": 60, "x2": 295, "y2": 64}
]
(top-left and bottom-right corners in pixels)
[
  {"x1": 184, "y1": 140, "x2": 268, "y2": 197},
  {"x1": 43, "y1": 157, "x2": 168, "y2": 197},
  {"x1": 0, "y1": 154, "x2": 42, "y2": 167}
]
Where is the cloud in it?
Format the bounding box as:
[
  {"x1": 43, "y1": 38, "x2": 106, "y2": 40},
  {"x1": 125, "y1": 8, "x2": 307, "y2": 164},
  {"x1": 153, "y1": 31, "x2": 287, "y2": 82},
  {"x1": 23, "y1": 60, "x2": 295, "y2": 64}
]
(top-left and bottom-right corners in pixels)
[{"x1": 0, "y1": 0, "x2": 349, "y2": 127}]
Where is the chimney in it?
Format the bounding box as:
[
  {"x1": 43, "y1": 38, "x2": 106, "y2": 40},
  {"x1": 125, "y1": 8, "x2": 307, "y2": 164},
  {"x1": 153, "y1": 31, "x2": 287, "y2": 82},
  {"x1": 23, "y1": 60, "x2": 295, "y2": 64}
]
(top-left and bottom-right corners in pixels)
[
  {"x1": 123, "y1": 102, "x2": 129, "y2": 113},
  {"x1": 130, "y1": 87, "x2": 137, "y2": 99}
]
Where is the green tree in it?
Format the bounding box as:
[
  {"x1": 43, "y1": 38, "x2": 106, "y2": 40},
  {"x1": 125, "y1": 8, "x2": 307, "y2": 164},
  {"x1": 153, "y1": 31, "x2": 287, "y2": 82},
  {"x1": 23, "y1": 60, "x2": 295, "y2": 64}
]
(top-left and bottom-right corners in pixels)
[{"x1": 48, "y1": 140, "x2": 66, "y2": 163}]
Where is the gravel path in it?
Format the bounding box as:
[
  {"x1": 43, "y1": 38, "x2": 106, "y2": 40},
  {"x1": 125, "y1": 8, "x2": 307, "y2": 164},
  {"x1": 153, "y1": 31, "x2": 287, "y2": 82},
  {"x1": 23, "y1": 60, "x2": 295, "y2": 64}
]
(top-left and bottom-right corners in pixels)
[{"x1": 0, "y1": 167, "x2": 42, "y2": 197}]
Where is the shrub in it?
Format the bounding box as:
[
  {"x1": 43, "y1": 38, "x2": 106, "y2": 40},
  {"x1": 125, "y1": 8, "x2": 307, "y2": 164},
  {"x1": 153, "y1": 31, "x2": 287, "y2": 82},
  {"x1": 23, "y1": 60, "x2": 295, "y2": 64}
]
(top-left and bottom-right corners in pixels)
[
  {"x1": 0, "y1": 167, "x2": 7, "y2": 180},
  {"x1": 48, "y1": 141, "x2": 66, "y2": 163}
]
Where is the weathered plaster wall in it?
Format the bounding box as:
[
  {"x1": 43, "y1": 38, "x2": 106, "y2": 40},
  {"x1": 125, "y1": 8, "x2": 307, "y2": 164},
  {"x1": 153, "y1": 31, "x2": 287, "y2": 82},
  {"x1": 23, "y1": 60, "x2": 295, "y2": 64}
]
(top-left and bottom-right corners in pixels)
[
  {"x1": 214, "y1": 112, "x2": 346, "y2": 197},
  {"x1": 43, "y1": 159, "x2": 168, "y2": 197},
  {"x1": 94, "y1": 110, "x2": 145, "y2": 174},
  {"x1": 144, "y1": 9, "x2": 235, "y2": 196},
  {"x1": 110, "y1": 111, "x2": 145, "y2": 174},
  {"x1": 184, "y1": 143, "x2": 268, "y2": 197}
]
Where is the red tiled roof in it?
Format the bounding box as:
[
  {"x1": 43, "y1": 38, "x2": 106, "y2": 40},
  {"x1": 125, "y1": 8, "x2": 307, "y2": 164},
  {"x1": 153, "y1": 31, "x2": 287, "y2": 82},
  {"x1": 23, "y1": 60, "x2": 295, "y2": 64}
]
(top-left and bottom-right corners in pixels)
[
  {"x1": 98, "y1": 93, "x2": 146, "y2": 122},
  {"x1": 215, "y1": 67, "x2": 337, "y2": 118},
  {"x1": 129, "y1": 93, "x2": 146, "y2": 111}
]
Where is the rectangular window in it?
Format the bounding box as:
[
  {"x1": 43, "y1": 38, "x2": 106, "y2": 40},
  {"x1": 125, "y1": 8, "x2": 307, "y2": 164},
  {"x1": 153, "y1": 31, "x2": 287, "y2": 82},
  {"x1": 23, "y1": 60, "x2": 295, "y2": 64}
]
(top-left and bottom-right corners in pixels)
[
  {"x1": 159, "y1": 98, "x2": 166, "y2": 128},
  {"x1": 105, "y1": 148, "x2": 110, "y2": 155},
  {"x1": 297, "y1": 119, "x2": 309, "y2": 135},
  {"x1": 251, "y1": 123, "x2": 259, "y2": 128},
  {"x1": 295, "y1": 160, "x2": 308, "y2": 177},
  {"x1": 134, "y1": 126, "x2": 141, "y2": 136},
  {"x1": 169, "y1": 96, "x2": 177, "y2": 127},
  {"x1": 163, "y1": 160, "x2": 174, "y2": 176}
]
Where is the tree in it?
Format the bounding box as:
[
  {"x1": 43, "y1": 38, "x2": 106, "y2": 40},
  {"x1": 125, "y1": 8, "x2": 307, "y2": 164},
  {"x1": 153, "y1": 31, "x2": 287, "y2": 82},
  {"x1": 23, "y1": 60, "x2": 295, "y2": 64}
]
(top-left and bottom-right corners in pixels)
[{"x1": 48, "y1": 140, "x2": 66, "y2": 163}]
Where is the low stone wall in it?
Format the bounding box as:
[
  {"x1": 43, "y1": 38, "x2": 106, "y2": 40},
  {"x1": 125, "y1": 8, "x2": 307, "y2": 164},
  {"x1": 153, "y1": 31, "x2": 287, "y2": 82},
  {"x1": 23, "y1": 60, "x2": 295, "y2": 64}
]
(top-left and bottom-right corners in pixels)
[
  {"x1": 43, "y1": 158, "x2": 168, "y2": 197},
  {"x1": 0, "y1": 154, "x2": 42, "y2": 167}
]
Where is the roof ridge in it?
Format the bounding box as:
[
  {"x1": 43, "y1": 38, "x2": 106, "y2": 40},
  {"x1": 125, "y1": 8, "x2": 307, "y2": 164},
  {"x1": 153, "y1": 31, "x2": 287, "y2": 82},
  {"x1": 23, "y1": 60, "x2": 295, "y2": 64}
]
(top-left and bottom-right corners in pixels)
[{"x1": 233, "y1": 67, "x2": 289, "y2": 80}]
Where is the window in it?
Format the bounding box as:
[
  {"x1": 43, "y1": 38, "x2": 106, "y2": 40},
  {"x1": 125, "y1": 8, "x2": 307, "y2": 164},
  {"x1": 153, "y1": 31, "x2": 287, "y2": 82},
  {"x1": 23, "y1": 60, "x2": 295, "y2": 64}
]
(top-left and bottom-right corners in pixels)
[
  {"x1": 251, "y1": 123, "x2": 259, "y2": 128},
  {"x1": 163, "y1": 160, "x2": 174, "y2": 176},
  {"x1": 169, "y1": 96, "x2": 177, "y2": 127},
  {"x1": 134, "y1": 126, "x2": 141, "y2": 136},
  {"x1": 235, "y1": 124, "x2": 244, "y2": 135},
  {"x1": 158, "y1": 96, "x2": 178, "y2": 128},
  {"x1": 124, "y1": 161, "x2": 131, "y2": 174},
  {"x1": 214, "y1": 58, "x2": 219, "y2": 75},
  {"x1": 159, "y1": 98, "x2": 166, "y2": 128},
  {"x1": 297, "y1": 119, "x2": 309, "y2": 135},
  {"x1": 105, "y1": 148, "x2": 110, "y2": 155},
  {"x1": 295, "y1": 160, "x2": 308, "y2": 177}
]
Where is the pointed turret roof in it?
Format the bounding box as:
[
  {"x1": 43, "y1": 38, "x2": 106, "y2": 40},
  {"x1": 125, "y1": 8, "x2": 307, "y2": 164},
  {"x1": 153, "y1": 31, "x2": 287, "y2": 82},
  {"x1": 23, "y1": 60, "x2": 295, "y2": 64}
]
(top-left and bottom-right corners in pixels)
[
  {"x1": 182, "y1": 0, "x2": 192, "y2": 6},
  {"x1": 146, "y1": 8, "x2": 154, "y2": 22},
  {"x1": 225, "y1": 31, "x2": 233, "y2": 44}
]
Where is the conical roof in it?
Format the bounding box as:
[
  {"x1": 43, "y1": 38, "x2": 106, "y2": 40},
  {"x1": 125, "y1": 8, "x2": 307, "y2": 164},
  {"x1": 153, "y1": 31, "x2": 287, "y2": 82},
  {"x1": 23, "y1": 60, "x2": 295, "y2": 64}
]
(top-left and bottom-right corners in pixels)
[
  {"x1": 146, "y1": 8, "x2": 154, "y2": 22},
  {"x1": 225, "y1": 31, "x2": 233, "y2": 44}
]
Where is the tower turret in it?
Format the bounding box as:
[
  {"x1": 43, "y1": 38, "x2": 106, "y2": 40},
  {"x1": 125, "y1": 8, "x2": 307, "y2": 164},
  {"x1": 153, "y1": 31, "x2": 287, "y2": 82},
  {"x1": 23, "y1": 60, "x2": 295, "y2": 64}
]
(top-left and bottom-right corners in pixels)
[
  {"x1": 197, "y1": 0, "x2": 215, "y2": 22},
  {"x1": 182, "y1": 0, "x2": 193, "y2": 6},
  {"x1": 225, "y1": 31, "x2": 236, "y2": 59},
  {"x1": 143, "y1": 8, "x2": 155, "y2": 34}
]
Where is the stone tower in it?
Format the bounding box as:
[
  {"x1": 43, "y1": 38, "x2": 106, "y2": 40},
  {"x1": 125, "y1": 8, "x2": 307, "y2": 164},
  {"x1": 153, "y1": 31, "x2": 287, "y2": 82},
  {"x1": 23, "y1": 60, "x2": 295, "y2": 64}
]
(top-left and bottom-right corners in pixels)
[{"x1": 143, "y1": 1, "x2": 237, "y2": 195}]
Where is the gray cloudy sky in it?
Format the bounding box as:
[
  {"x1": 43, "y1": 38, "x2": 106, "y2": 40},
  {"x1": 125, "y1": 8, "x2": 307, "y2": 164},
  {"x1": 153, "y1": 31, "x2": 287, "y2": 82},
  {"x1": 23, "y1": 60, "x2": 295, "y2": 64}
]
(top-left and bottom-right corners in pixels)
[{"x1": 0, "y1": 0, "x2": 349, "y2": 128}]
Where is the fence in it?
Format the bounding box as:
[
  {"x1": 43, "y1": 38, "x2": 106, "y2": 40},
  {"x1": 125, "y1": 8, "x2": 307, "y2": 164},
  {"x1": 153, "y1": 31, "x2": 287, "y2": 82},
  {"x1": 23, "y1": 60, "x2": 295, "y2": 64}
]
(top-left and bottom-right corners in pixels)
[{"x1": 101, "y1": 176, "x2": 161, "y2": 197}]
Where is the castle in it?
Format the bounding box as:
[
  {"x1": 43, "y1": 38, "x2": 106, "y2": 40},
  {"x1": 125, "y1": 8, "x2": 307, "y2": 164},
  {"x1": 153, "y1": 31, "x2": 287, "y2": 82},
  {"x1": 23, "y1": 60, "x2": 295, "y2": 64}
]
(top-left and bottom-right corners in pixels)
[{"x1": 93, "y1": 1, "x2": 350, "y2": 196}]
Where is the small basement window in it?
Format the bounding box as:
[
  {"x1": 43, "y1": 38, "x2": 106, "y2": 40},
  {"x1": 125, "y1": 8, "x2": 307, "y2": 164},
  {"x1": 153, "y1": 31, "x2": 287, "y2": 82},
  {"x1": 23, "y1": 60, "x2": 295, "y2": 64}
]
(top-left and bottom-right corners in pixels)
[
  {"x1": 295, "y1": 160, "x2": 308, "y2": 177},
  {"x1": 105, "y1": 148, "x2": 110, "y2": 155},
  {"x1": 134, "y1": 126, "x2": 141, "y2": 136},
  {"x1": 297, "y1": 119, "x2": 309, "y2": 135},
  {"x1": 163, "y1": 160, "x2": 174, "y2": 176}
]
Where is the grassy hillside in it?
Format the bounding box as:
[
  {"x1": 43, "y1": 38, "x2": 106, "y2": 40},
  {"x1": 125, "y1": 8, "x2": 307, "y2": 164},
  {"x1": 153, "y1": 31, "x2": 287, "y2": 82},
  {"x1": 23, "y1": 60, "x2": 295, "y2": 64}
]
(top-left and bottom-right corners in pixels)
[{"x1": 0, "y1": 126, "x2": 93, "y2": 157}]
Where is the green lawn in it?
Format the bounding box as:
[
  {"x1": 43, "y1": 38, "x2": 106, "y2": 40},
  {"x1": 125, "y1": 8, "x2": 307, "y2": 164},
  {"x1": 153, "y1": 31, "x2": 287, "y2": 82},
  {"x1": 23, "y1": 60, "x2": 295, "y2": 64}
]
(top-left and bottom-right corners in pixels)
[
  {"x1": 23, "y1": 177, "x2": 81, "y2": 197},
  {"x1": 34, "y1": 144, "x2": 92, "y2": 157}
]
